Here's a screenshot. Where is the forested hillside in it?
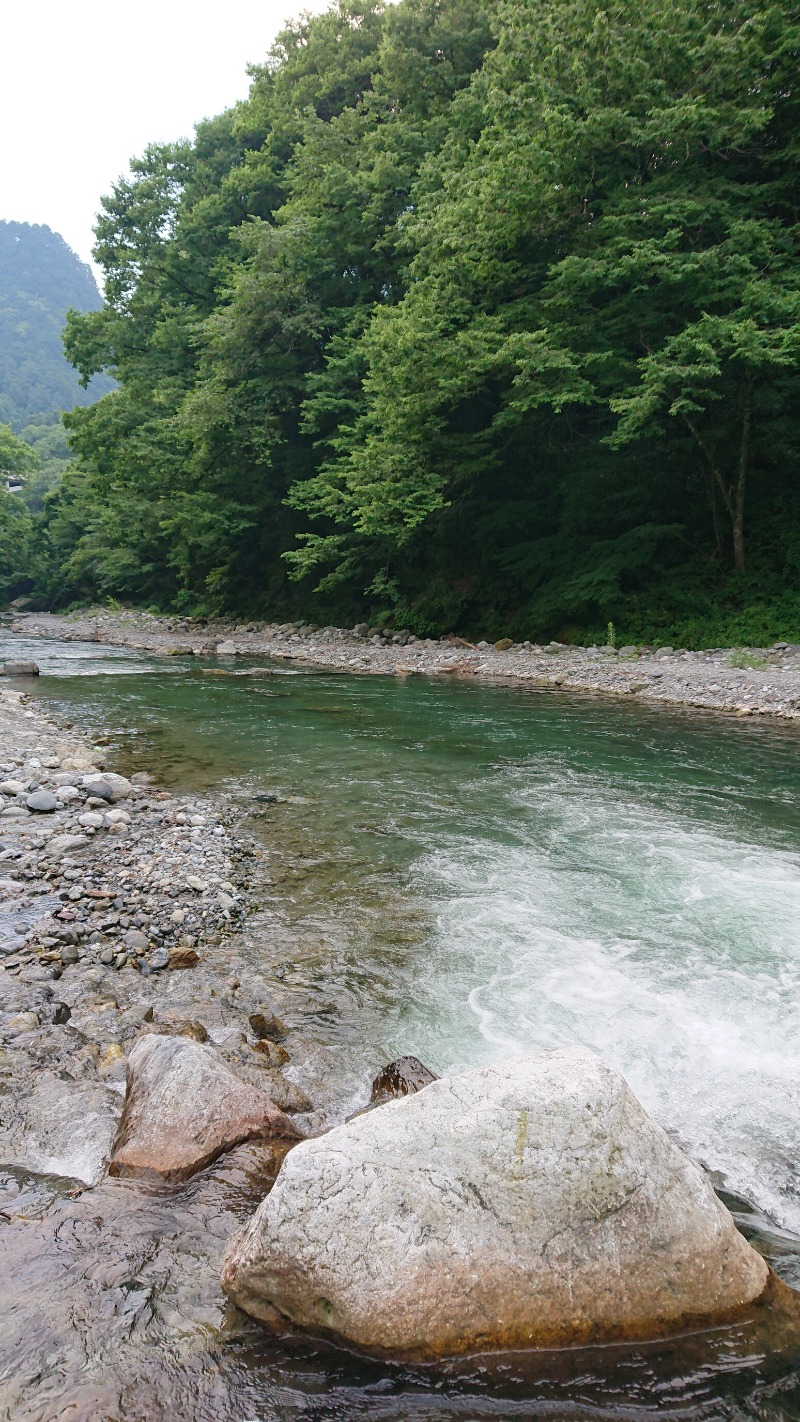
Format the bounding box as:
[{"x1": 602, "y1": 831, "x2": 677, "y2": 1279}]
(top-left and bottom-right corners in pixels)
[
  {"x1": 19, "y1": 0, "x2": 800, "y2": 644},
  {"x1": 0, "y1": 222, "x2": 113, "y2": 429}
]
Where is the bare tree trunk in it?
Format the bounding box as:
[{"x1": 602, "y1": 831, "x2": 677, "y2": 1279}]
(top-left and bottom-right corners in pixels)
[
  {"x1": 704, "y1": 470, "x2": 725, "y2": 562},
  {"x1": 682, "y1": 403, "x2": 750, "y2": 573}
]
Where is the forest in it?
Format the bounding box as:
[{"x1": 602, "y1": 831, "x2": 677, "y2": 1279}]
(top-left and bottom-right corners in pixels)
[
  {"x1": 0, "y1": 221, "x2": 111, "y2": 430},
  {"x1": 3, "y1": 0, "x2": 800, "y2": 645}
]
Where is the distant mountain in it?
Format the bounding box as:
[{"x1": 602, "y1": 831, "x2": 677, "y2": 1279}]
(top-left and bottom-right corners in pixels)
[{"x1": 0, "y1": 220, "x2": 113, "y2": 429}]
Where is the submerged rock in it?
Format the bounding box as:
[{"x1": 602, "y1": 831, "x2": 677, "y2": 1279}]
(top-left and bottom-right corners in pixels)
[
  {"x1": 222, "y1": 1048, "x2": 769, "y2": 1360},
  {"x1": 1, "y1": 661, "x2": 39, "y2": 676},
  {"x1": 249, "y1": 1008, "x2": 287, "y2": 1042},
  {"x1": 109, "y1": 1034, "x2": 302, "y2": 1183},
  {"x1": 0, "y1": 1071, "x2": 122, "y2": 1185},
  {"x1": 370, "y1": 1055, "x2": 437, "y2": 1104}
]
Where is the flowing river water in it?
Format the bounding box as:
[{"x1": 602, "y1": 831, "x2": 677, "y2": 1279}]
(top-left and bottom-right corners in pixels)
[{"x1": 3, "y1": 633, "x2": 800, "y2": 1420}]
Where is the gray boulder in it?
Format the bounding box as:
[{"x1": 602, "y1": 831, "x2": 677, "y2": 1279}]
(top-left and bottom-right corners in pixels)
[
  {"x1": 222, "y1": 1048, "x2": 768, "y2": 1359},
  {"x1": 1, "y1": 661, "x2": 39, "y2": 676},
  {"x1": 110, "y1": 1034, "x2": 302, "y2": 1183},
  {"x1": 26, "y1": 790, "x2": 59, "y2": 814}
]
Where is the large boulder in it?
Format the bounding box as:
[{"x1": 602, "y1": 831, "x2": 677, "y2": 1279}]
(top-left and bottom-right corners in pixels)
[
  {"x1": 221, "y1": 1048, "x2": 769, "y2": 1360},
  {"x1": 109, "y1": 1034, "x2": 302, "y2": 1183},
  {"x1": 1, "y1": 661, "x2": 39, "y2": 676}
]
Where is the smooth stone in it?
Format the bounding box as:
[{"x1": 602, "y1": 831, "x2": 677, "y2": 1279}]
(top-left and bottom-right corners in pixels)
[
  {"x1": 78, "y1": 812, "x2": 105, "y2": 829},
  {"x1": 122, "y1": 929, "x2": 149, "y2": 952},
  {"x1": 109, "y1": 1034, "x2": 302, "y2": 1183},
  {"x1": 25, "y1": 791, "x2": 59, "y2": 814},
  {"x1": 370, "y1": 1055, "x2": 438, "y2": 1105},
  {"x1": 100, "y1": 773, "x2": 133, "y2": 803},
  {"x1": 147, "y1": 948, "x2": 170, "y2": 970},
  {"x1": 81, "y1": 777, "x2": 114, "y2": 802},
  {"x1": 56, "y1": 785, "x2": 80, "y2": 803},
  {"x1": 1, "y1": 662, "x2": 39, "y2": 676},
  {"x1": 0, "y1": 780, "x2": 27, "y2": 796},
  {"x1": 43, "y1": 833, "x2": 88, "y2": 861},
  {"x1": 221, "y1": 1048, "x2": 769, "y2": 1360}
]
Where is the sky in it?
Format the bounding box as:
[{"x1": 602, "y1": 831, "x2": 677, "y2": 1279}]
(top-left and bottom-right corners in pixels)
[{"x1": 1, "y1": 0, "x2": 331, "y2": 276}]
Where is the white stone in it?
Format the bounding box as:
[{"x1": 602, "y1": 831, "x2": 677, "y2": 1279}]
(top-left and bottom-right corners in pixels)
[
  {"x1": 222, "y1": 1048, "x2": 769, "y2": 1360},
  {"x1": 105, "y1": 808, "x2": 131, "y2": 825},
  {"x1": 0, "y1": 780, "x2": 26, "y2": 796},
  {"x1": 81, "y1": 771, "x2": 132, "y2": 802}
]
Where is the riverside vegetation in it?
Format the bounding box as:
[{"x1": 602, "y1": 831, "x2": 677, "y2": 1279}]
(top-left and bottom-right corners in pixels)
[{"x1": 2, "y1": 0, "x2": 800, "y2": 648}]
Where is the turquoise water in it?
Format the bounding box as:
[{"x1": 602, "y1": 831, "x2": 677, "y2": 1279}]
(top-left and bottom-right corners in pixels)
[{"x1": 5, "y1": 632, "x2": 800, "y2": 1420}]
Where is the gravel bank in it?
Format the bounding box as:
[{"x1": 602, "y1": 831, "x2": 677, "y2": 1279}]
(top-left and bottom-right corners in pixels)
[
  {"x1": 10, "y1": 608, "x2": 800, "y2": 720},
  {"x1": 0, "y1": 681, "x2": 311, "y2": 1191}
]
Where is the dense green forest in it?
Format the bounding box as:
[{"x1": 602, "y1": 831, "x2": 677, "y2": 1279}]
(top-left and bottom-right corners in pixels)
[
  {"x1": 7, "y1": 0, "x2": 800, "y2": 644},
  {"x1": 0, "y1": 221, "x2": 112, "y2": 429}
]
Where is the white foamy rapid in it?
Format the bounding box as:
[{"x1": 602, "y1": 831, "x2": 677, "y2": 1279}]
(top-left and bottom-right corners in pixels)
[{"x1": 403, "y1": 764, "x2": 800, "y2": 1232}]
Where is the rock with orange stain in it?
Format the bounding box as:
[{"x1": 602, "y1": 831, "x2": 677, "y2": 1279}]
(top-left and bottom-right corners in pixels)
[
  {"x1": 222, "y1": 1048, "x2": 769, "y2": 1360},
  {"x1": 110, "y1": 1034, "x2": 301, "y2": 1183}
]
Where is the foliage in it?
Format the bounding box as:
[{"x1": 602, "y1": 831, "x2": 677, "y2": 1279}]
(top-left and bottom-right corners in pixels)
[
  {"x1": 0, "y1": 222, "x2": 113, "y2": 429},
  {"x1": 21, "y1": 0, "x2": 800, "y2": 645}
]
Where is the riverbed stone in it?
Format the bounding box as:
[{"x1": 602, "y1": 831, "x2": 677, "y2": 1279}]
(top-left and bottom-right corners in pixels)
[
  {"x1": 43, "y1": 833, "x2": 88, "y2": 860},
  {"x1": 25, "y1": 790, "x2": 60, "y2": 814},
  {"x1": 1, "y1": 661, "x2": 40, "y2": 676},
  {"x1": 0, "y1": 1070, "x2": 122, "y2": 1184},
  {"x1": 109, "y1": 1034, "x2": 302, "y2": 1183},
  {"x1": 82, "y1": 776, "x2": 114, "y2": 802},
  {"x1": 221, "y1": 1048, "x2": 769, "y2": 1359},
  {"x1": 249, "y1": 1008, "x2": 287, "y2": 1042},
  {"x1": 370, "y1": 1055, "x2": 438, "y2": 1104}
]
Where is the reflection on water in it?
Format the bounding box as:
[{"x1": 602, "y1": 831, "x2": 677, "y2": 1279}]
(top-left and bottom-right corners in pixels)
[{"x1": 3, "y1": 632, "x2": 800, "y2": 1419}]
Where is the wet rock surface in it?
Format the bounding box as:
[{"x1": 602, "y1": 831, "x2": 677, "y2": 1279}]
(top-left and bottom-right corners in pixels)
[
  {"x1": 0, "y1": 683, "x2": 315, "y2": 1192},
  {"x1": 110, "y1": 1034, "x2": 301, "y2": 1182},
  {"x1": 222, "y1": 1048, "x2": 768, "y2": 1360},
  {"x1": 12, "y1": 608, "x2": 800, "y2": 720},
  {"x1": 1, "y1": 622, "x2": 799, "y2": 1419},
  {"x1": 370, "y1": 1054, "x2": 438, "y2": 1104}
]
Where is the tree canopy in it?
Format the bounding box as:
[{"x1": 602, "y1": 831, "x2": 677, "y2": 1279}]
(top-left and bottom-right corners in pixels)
[{"x1": 20, "y1": 0, "x2": 800, "y2": 644}]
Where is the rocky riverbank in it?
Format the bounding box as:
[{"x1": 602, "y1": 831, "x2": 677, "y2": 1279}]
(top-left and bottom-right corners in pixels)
[
  {"x1": 9, "y1": 607, "x2": 800, "y2": 719},
  {"x1": 0, "y1": 679, "x2": 311, "y2": 1190}
]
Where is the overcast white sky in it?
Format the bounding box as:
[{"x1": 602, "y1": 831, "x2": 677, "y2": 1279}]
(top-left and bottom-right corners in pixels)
[{"x1": 1, "y1": 0, "x2": 331, "y2": 276}]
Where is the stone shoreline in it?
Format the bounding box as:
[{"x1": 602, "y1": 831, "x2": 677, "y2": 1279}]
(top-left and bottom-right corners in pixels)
[
  {"x1": 9, "y1": 607, "x2": 800, "y2": 720},
  {"x1": 0, "y1": 680, "x2": 311, "y2": 1190}
]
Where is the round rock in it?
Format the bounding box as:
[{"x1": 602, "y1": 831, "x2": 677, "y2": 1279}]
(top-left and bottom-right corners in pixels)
[{"x1": 26, "y1": 790, "x2": 59, "y2": 813}]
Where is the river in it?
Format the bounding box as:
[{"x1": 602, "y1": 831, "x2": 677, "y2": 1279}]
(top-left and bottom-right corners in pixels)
[{"x1": 3, "y1": 632, "x2": 800, "y2": 1420}]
